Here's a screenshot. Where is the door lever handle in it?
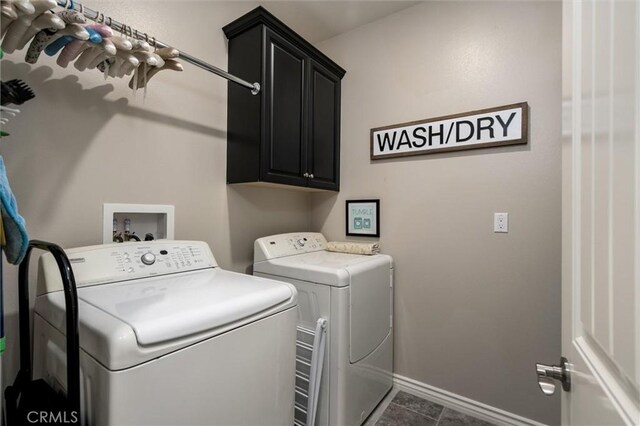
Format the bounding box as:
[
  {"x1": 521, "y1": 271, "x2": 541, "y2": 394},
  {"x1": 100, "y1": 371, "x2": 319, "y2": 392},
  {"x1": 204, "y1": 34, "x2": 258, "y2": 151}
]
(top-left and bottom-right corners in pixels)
[{"x1": 536, "y1": 357, "x2": 571, "y2": 395}]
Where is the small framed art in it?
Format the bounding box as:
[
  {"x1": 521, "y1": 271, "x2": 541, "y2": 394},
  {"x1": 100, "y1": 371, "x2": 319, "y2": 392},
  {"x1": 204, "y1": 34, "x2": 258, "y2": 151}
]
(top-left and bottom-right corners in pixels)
[{"x1": 346, "y1": 199, "x2": 380, "y2": 237}]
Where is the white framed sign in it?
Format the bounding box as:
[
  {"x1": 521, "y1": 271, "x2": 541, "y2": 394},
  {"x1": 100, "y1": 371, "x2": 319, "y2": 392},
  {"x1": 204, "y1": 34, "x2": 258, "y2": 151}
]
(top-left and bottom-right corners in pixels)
[
  {"x1": 346, "y1": 199, "x2": 379, "y2": 237},
  {"x1": 370, "y1": 102, "x2": 528, "y2": 160}
]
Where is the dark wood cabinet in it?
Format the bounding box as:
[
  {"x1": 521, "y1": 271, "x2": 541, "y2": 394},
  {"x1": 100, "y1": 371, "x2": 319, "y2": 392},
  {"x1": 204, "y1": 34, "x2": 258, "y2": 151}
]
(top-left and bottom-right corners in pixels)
[
  {"x1": 224, "y1": 7, "x2": 345, "y2": 191},
  {"x1": 308, "y1": 60, "x2": 341, "y2": 190},
  {"x1": 263, "y1": 29, "x2": 307, "y2": 187}
]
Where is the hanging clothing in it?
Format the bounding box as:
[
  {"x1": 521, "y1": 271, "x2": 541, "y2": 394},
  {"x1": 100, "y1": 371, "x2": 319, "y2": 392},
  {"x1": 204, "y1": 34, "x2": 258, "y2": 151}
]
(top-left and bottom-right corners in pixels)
[
  {"x1": 0, "y1": 155, "x2": 28, "y2": 264},
  {"x1": 0, "y1": 207, "x2": 6, "y2": 246}
]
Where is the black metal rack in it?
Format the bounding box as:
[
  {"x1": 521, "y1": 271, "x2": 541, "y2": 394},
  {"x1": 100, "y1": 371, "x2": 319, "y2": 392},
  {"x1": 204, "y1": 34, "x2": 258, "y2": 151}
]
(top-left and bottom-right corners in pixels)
[{"x1": 4, "y1": 240, "x2": 80, "y2": 424}]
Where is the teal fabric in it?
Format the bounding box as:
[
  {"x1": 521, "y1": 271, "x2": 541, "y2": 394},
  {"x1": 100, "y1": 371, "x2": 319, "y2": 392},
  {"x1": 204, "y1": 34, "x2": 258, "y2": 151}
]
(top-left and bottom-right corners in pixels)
[{"x1": 0, "y1": 155, "x2": 28, "y2": 264}]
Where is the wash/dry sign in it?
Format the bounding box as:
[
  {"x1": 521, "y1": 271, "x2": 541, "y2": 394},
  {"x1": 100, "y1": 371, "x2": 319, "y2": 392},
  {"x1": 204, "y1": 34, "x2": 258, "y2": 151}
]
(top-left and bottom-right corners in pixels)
[{"x1": 370, "y1": 102, "x2": 528, "y2": 160}]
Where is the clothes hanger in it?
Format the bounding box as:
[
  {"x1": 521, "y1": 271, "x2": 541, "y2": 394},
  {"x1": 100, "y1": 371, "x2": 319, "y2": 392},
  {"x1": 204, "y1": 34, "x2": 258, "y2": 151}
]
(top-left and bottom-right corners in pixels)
[
  {"x1": 0, "y1": 106, "x2": 21, "y2": 115},
  {"x1": 14, "y1": 11, "x2": 65, "y2": 50},
  {"x1": 1, "y1": 1, "x2": 35, "y2": 38},
  {"x1": 0, "y1": 106, "x2": 20, "y2": 135},
  {"x1": 0, "y1": 107, "x2": 19, "y2": 122},
  {"x1": 25, "y1": 4, "x2": 88, "y2": 64},
  {"x1": 0, "y1": 79, "x2": 35, "y2": 105},
  {"x1": 1, "y1": 0, "x2": 59, "y2": 53}
]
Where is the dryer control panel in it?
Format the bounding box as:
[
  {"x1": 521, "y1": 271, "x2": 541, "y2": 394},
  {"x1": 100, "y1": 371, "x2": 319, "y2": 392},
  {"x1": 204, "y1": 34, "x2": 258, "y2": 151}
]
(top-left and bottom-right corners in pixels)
[
  {"x1": 254, "y1": 232, "x2": 327, "y2": 262},
  {"x1": 37, "y1": 241, "x2": 218, "y2": 295}
]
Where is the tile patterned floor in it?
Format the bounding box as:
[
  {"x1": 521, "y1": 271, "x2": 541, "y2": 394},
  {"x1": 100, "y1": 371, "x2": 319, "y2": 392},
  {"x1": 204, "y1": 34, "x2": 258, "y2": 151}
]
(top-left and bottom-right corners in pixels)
[{"x1": 374, "y1": 391, "x2": 497, "y2": 426}]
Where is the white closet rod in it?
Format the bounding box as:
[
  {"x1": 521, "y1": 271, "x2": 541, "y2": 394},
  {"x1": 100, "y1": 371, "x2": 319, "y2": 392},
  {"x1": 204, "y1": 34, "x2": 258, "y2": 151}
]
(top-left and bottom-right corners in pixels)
[{"x1": 54, "y1": 0, "x2": 261, "y2": 94}]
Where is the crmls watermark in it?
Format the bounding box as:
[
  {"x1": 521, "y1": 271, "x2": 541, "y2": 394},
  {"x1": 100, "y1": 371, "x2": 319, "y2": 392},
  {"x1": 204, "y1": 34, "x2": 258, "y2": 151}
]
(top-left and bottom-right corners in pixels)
[{"x1": 27, "y1": 411, "x2": 79, "y2": 424}]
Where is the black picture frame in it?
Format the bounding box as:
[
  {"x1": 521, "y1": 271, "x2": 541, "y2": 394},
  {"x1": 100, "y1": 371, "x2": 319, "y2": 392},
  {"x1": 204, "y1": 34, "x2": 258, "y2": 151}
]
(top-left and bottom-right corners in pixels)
[{"x1": 345, "y1": 199, "x2": 380, "y2": 237}]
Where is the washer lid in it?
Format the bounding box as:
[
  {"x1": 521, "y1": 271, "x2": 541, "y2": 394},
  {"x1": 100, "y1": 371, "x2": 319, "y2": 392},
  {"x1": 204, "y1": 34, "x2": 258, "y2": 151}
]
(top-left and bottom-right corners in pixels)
[
  {"x1": 35, "y1": 267, "x2": 297, "y2": 370},
  {"x1": 254, "y1": 250, "x2": 392, "y2": 286},
  {"x1": 77, "y1": 268, "x2": 294, "y2": 346}
]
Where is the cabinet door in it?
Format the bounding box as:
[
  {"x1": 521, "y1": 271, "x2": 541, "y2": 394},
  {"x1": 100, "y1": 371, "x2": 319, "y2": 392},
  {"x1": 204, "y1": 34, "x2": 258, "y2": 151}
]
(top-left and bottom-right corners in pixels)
[
  {"x1": 307, "y1": 61, "x2": 341, "y2": 191},
  {"x1": 263, "y1": 29, "x2": 308, "y2": 186}
]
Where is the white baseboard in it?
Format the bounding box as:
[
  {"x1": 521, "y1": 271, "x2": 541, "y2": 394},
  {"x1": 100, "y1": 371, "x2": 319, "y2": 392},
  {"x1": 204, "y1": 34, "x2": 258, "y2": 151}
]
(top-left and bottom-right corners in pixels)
[{"x1": 393, "y1": 374, "x2": 547, "y2": 426}]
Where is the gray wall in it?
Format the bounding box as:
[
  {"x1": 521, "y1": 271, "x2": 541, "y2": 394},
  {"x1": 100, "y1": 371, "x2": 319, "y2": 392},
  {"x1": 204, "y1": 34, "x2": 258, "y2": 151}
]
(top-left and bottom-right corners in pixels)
[
  {"x1": 311, "y1": 2, "x2": 562, "y2": 424},
  {"x1": 0, "y1": 0, "x2": 311, "y2": 392}
]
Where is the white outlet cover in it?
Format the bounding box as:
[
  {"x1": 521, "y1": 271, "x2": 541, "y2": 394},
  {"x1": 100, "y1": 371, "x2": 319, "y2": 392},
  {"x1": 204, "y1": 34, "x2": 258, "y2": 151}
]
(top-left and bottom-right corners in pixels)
[{"x1": 494, "y1": 212, "x2": 509, "y2": 233}]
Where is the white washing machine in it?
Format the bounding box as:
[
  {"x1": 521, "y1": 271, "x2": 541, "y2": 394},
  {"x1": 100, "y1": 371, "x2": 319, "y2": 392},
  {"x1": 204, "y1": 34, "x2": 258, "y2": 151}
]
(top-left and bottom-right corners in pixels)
[
  {"x1": 253, "y1": 233, "x2": 393, "y2": 426},
  {"x1": 32, "y1": 240, "x2": 298, "y2": 425}
]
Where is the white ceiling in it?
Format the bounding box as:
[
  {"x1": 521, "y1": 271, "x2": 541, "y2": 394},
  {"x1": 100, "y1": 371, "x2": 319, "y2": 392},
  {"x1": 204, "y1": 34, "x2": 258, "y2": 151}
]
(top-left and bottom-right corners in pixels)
[{"x1": 258, "y1": 1, "x2": 421, "y2": 43}]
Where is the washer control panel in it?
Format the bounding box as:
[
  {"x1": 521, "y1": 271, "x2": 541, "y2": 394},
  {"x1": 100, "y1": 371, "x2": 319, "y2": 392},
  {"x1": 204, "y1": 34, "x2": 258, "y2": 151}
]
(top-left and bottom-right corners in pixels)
[
  {"x1": 38, "y1": 241, "x2": 218, "y2": 294},
  {"x1": 254, "y1": 232, "x2": 327, "y2": 261}
]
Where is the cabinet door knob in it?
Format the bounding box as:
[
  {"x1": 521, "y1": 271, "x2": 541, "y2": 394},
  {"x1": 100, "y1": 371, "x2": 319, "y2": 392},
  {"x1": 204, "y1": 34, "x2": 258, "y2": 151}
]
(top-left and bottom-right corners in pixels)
[
  {"x1": 309, "y1": 174, "x2": 314, "y2": 179},
  {"x1": 303, "y1": 172, "x2": 309, "y2": 178}
]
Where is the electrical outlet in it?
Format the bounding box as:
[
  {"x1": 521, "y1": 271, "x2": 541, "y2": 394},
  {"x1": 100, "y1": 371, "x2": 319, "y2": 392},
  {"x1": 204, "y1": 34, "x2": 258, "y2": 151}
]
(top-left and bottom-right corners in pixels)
[{"x1": 494, "y1": 212, "x2": 509, "y2": 233}]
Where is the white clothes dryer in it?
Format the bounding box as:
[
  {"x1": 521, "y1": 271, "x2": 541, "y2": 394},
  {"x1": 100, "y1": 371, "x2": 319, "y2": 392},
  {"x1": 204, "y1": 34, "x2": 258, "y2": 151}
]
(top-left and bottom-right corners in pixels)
[
  {"x1": 253, "y1": 233, "x2": 393, "y2": 426},
  {"x1": 32, "y1": 241, "x2": 298, "y2": 425}
]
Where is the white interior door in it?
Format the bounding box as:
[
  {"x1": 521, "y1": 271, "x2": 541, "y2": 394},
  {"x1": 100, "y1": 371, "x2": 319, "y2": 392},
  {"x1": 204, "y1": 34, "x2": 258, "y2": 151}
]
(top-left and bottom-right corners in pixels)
[{"x1": 561, "y1": 0, "x2": 640, "y2": 424}]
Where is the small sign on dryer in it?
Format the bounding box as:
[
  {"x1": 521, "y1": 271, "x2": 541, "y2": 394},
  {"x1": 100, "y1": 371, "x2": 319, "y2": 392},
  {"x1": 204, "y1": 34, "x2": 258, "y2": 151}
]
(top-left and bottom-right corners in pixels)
[{"x1": 346, "y1": 199, "x2": 380, "y2": 237}]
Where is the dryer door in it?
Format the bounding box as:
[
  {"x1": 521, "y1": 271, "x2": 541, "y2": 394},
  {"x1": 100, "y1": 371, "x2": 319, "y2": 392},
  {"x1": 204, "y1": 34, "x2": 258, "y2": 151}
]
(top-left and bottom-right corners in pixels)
[{"x1": 348, "y1": 257, "x2": 392, "y2": 363}]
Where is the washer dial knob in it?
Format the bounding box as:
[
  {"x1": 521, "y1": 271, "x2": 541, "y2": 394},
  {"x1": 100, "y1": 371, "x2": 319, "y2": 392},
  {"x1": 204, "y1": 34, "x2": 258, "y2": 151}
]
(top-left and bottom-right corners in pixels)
[
  {"x1": 297, "y1": 239, "x2": 306, "y2": 247},
  {"x1": 141, "y1": 252, "x2": 156, "y2": 265}
]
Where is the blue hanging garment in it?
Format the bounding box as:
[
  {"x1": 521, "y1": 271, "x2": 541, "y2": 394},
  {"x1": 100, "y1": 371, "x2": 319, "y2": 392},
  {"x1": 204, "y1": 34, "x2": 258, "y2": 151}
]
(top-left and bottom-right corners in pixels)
[
  {"x1": 0, "y1": 155, "x2": 28, "y2": 264},
  {"x1": 0, "y1": 214, "x2": 4, "y2": 356}
]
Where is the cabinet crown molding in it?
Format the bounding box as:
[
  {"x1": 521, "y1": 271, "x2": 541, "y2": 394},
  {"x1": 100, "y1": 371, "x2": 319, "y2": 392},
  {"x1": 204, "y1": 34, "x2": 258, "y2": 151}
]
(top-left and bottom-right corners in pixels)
[{"x1": 223, "y1": 6, "x2": 346, "y2": 78}]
